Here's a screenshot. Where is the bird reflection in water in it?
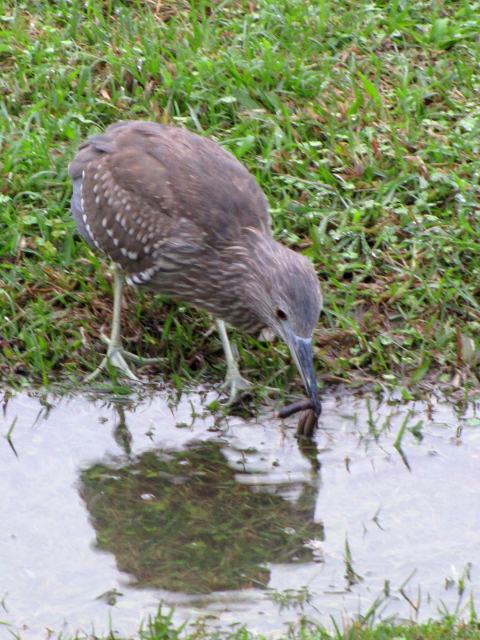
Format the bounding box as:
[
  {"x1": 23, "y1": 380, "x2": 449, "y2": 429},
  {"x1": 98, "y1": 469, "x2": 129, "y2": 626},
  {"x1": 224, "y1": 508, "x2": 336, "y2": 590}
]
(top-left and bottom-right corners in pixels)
[{"x1": 79, "y1": 402, "x2": 323, "y2": 594}]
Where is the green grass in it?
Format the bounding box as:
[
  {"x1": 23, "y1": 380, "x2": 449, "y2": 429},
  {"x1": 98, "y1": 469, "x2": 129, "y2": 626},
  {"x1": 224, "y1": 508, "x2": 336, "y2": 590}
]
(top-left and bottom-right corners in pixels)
[
  {"x1": 1, "y1": 0, "x2": 480, "y2": 395},
  {"x1": 7, "y1": 604, "x2": 479, "y2": 640},
  {"x1": 141, "y1": 607, "x2": 480, "y2": 640}
]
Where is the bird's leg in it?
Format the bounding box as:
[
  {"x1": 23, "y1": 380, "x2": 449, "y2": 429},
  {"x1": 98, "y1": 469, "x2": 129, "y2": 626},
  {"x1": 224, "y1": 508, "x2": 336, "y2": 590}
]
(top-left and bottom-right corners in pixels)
[
  {"x1": 85, "y1": 265, "x2": 160, "y2": 382},
  {"x1": 216, "y1": 319, "x2": 252, "y2": 402},
  {"x1": 85, "y1": 266, "x2": 138, "y2": 381}
]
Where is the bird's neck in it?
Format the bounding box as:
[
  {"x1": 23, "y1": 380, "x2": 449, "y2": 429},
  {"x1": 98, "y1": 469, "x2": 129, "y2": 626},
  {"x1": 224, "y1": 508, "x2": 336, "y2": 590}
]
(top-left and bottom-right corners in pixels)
[{"x1": 216, "y1": 230, "x2": 280, "y2": 332}]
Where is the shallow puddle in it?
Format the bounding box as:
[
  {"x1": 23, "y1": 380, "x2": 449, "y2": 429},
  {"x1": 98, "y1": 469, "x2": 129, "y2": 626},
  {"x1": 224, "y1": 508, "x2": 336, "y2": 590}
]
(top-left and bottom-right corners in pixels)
[{"x1": 1, "y1": 386, "x2": 479, "y2": 639}]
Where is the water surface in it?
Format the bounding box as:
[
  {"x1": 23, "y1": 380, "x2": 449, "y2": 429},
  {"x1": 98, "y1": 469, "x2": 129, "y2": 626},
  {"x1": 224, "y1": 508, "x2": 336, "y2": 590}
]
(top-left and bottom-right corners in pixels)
[{"x1": 1, "y1": 387, "x2": 479, "y2": 639}]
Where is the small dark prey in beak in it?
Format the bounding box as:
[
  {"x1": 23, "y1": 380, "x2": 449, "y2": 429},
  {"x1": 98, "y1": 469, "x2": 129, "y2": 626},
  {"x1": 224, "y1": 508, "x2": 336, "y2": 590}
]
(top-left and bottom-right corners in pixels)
[
  {"x1": 275, "y1": 399, "x2": 314, "y2": 419},
  {"x1": 275, "y1": 397, "x2": 322, "y2": 439}
]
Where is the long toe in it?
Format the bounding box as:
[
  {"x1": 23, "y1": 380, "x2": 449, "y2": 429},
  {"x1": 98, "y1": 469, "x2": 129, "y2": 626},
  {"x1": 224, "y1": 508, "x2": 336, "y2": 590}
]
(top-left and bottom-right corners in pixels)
[
  {"x1": 221, "y1": 374, "x2": 252, "y2": 403},
  {"x1": 108, "y1": 349, "x2": 140, "y2": 381},
  {"x1": 100, "y1": 332, "x2": 164, "y2": 365},
  {"x1": 84, "y1": 350, "x2": 140, "y2": 383}
]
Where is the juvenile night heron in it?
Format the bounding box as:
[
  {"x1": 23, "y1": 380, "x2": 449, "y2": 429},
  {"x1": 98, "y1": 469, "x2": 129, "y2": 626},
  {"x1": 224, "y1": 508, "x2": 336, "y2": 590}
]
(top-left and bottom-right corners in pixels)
[{"x1": 69, "y1": 121, "x2": 322, "y2": 435}]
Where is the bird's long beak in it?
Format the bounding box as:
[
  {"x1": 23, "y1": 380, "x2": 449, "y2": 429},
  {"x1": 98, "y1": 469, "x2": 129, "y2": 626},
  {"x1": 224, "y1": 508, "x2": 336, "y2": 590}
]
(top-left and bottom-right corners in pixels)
[{"x1": 283, "y1": 326, "x2": 321, "y2": 418}]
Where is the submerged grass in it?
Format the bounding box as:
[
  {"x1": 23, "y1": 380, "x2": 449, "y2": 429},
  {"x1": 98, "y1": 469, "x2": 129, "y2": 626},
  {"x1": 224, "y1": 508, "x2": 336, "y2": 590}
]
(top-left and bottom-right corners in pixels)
[{"x1": 1, "y1": 0, "x2": 480, "y2": 396}]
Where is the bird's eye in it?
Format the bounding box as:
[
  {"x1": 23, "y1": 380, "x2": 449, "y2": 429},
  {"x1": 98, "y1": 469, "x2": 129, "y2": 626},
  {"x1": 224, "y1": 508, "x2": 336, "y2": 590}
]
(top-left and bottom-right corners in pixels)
[{"x1": 276, "y1": 308, "x2": 288, "y2": 321}]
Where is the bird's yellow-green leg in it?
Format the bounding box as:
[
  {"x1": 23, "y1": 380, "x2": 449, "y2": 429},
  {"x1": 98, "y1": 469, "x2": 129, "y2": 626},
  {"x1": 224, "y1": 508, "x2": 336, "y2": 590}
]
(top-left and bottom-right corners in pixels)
[
  {"x1": 216, "y1": 318, "x2": 252, "y2": 402},
  {"x1": 85, "y1": 264, "x2": 161, "y2": 382}
]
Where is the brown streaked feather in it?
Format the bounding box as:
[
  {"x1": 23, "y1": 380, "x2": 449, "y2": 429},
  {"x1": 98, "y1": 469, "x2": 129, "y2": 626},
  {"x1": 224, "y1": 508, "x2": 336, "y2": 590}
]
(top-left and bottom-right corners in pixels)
[
  {"x1": 68, "y1": 121, "x2": 321, "y2": 337},
  {"x1": 69, "y1": 121, "x2": 271, "y2": 282},
  {"x1": 106, "y1": 122, "x2": 271, "y2": 237}
]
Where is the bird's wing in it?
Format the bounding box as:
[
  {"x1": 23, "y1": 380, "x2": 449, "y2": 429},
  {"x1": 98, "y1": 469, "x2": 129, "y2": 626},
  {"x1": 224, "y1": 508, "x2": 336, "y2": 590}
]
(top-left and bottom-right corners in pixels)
[
  {"x1": 104, "y1": 121, "x2": 271, "y2": 238},
  {"x1": 68, "y1": 121, "x2": 271, "y2": 280}
]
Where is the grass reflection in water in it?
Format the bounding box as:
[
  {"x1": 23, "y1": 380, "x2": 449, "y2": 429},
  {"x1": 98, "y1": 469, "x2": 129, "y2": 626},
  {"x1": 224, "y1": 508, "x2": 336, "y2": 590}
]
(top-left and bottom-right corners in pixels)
[{"x1": 80, "y1": 440, "x2": 323, "y2": 593}]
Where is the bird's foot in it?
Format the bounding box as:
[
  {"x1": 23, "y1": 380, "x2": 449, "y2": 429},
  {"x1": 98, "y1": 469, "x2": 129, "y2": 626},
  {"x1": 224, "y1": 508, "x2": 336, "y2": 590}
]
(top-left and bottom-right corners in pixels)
[
  {"x1": 84, "y1": 348, "x2": 140, "y2": 382},
  {"x1": 99, "y1": 332, "x2": 164, "y2": 364},
  {"x1": 84, "y1": 334, "x2": 164, "y2": 383},
  {"x1": 220, "y1": 368, "x2": 252, "y2": 404}
]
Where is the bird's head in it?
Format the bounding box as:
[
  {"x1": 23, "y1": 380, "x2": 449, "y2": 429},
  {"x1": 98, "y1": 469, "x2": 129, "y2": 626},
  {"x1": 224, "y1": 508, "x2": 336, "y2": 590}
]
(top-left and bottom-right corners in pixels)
[{"x1": 244, "y1": 230, "x2": 323, "y2": 418}]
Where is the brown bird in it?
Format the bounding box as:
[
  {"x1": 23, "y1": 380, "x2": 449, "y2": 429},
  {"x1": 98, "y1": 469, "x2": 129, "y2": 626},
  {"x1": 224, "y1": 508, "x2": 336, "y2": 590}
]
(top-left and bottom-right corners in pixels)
[{"x1": 69, "y1": 121, "x2": 322, "y2": 435}]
